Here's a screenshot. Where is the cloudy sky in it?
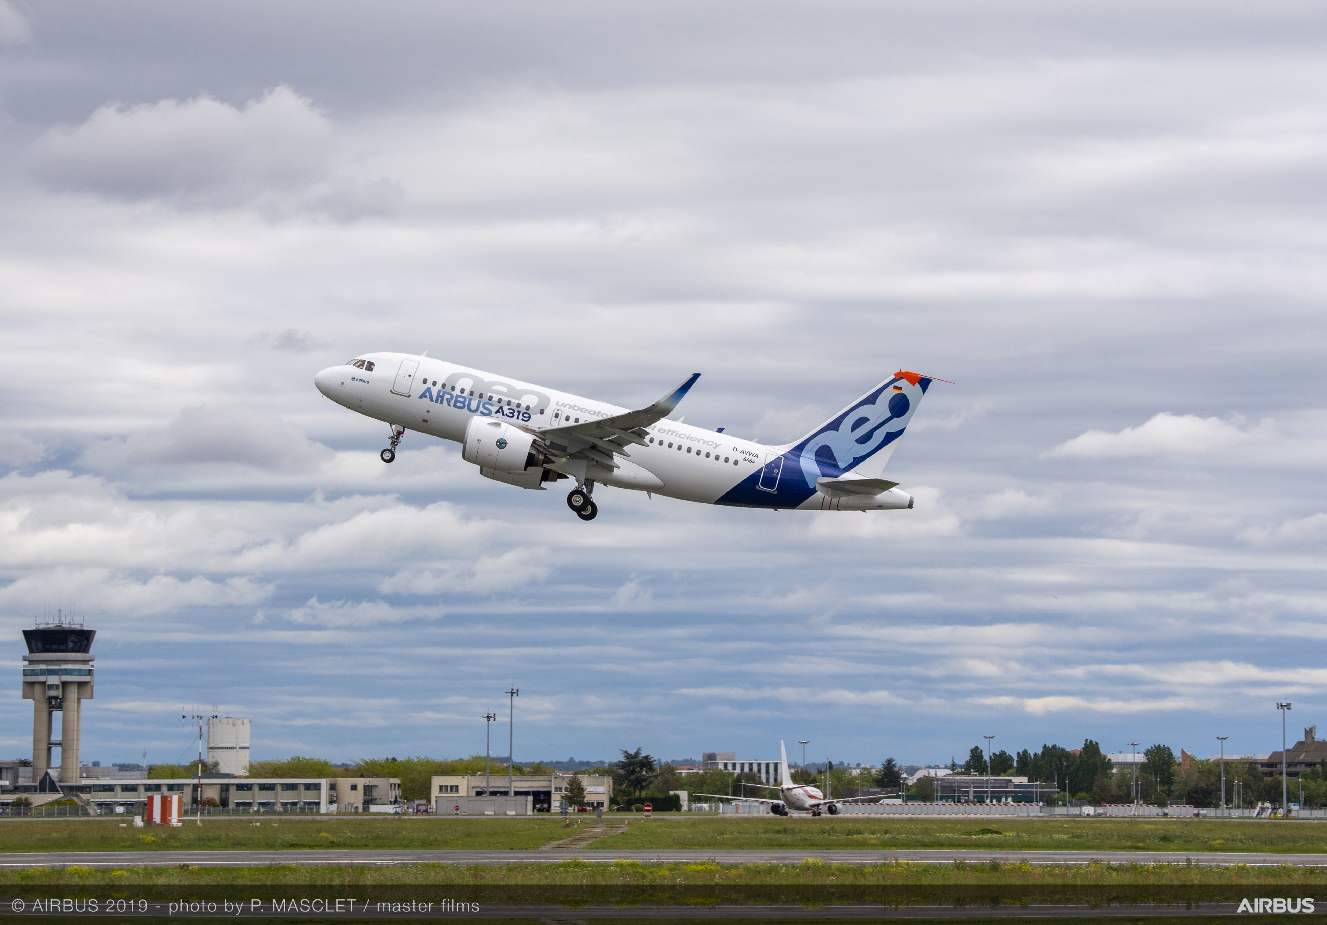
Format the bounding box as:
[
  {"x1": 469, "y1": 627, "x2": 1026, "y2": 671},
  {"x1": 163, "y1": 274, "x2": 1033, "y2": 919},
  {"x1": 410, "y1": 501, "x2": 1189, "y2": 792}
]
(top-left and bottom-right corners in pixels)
[{"x1": 1, "y1": 1, "x2": 1324, "y2": 768}]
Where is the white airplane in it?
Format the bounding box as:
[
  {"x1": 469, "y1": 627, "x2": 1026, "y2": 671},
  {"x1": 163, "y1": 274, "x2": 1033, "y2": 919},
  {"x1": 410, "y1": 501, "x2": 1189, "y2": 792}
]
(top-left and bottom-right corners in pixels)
[
  {"x1": 697, "y1": 740, "x2": 886, "y2": 816},
  {"x1": 314, "y1": 353, "x2": 937, "y2": 521}
]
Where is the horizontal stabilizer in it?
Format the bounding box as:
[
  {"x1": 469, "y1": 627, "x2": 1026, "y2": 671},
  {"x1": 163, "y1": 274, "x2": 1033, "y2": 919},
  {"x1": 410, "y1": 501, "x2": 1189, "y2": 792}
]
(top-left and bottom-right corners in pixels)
[{"x1": 816, "y1": 476, "x2": 899, "y2": 497}]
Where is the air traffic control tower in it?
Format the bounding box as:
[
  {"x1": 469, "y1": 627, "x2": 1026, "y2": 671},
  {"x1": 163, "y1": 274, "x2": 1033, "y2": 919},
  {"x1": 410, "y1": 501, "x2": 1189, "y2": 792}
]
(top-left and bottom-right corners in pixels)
[{"x1": 21, "y1": 623, "x2": 94, "y2": 785}]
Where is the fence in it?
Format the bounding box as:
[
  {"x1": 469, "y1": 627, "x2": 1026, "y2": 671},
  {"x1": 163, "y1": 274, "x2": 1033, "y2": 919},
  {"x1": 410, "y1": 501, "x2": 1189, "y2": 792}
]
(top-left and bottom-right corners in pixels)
[
  {"x1": 840, "y1": 802, "x2": 1044, "y2": 817},
  {"x1": 0, "y1": 804, "x2": 410, "y2": 819},
  {"x1": 695, "y1": 801, "x2": 1327, "y2": 819}
]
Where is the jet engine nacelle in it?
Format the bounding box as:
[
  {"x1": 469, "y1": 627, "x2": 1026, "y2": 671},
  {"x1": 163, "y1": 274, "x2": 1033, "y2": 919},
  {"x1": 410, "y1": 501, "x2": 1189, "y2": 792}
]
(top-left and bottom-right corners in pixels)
[
  {"x1": 825, "y1": 803, "x2": 840, "y2": 815},
  {"x1": 770, "y1": 802, "x2": 789, "y2": 816},
  {"x1": 462, "y1": 417, "x2": 544, "y2": 474}
]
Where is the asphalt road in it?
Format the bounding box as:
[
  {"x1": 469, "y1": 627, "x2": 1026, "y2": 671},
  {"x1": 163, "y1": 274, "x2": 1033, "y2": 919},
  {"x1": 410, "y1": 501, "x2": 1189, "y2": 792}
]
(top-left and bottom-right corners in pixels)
[{"x1": 0, "y1": 847, "x2": 1322, "y2": 868}]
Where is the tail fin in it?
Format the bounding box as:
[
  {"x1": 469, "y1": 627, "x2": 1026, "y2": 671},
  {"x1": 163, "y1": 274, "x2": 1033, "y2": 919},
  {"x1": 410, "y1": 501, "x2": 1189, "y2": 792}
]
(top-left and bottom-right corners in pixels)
[
  {"x1": 785, "y1": 370, "x2": 934, "y2": 488},
  {"x1": 779, "y1": 739, "x2": 794, "y2": 788}
]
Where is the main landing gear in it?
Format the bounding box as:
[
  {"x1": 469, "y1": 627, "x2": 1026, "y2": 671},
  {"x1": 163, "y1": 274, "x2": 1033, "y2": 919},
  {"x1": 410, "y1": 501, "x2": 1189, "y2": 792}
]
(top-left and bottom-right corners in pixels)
[
  {"x1": 567, "y1": 483, "x2": 598, "y2": 521},
  {"x1": 380, "y1": 424, "x2": 405, "y2": 464}
]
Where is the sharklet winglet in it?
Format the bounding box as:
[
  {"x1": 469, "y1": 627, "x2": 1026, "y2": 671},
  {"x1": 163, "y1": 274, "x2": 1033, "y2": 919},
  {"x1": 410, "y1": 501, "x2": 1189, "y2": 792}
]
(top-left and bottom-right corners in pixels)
[{"x1": 659, "y1": 372, "x2": 701, "y2": 413}]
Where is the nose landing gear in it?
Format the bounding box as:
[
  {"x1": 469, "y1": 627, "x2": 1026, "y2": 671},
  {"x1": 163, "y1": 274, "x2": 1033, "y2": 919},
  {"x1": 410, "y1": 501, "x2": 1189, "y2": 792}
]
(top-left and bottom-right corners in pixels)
[
  {"x1": 380, "y1": 424, "x2": 405, "y2": 464},
  {"x1": 567, "y1": 483, "x2": 598, "y2": 521}
]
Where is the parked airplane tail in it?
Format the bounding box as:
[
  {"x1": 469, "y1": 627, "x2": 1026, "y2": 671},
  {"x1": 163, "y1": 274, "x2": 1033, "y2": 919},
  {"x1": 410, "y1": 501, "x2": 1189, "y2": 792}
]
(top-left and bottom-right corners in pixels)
[
  {"x1": 779, "y1": 739, "x2": 794, "y2": 788},
  {"x1": 783, "y1": 370, "x2": 937, "y2": 483}
]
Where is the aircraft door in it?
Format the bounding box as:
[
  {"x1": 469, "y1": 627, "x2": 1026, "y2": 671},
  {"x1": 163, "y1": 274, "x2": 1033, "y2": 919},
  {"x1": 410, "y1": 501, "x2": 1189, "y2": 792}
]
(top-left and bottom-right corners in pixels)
[
  {"x1": 757, "y1": 454, "x2": 783, "y2": 492},
  {"x1": 391, "y1": 358, "x2": 420, "y2": 396}
]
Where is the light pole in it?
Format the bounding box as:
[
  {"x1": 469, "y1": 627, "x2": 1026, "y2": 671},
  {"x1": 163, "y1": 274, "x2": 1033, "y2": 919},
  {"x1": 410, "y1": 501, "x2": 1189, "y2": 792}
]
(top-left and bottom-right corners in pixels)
[
  {"x1": 1277, "y1": 702, "x2": 1292, "y2": 816},
  {"x1": 983, "y1": 735, "x2": 994, "y2": 805},
  {"x1": 182, "y1": 711, "x2": 216, "y2": 824},
  {"x1": 483, "y1": 713, "x2": 497, "y2": 797},
  {"x1": 506, "y1": 687, "x2": 520, "y2": 799},
  {"x1": 798, "y1": 739, "x2": 810, "y2": 779},
  {"x1": 1129, "y1": 742, "x2": 1139, "y2": 808},
  {"x1": 1217, "y1": 736, "x2": 1228, "y2": 812}
]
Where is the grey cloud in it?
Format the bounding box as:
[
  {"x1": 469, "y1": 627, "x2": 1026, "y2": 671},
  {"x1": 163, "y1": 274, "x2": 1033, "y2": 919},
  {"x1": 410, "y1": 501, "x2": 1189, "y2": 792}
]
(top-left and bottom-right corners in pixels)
[
  {"x1": 33, "y1": 86, "x2": 331, "y2": 203},
  {"x1": 0, "y1": 1, "x2": 29, "y2": 47},
  {"x1": 79, "y1": 403, "x2": 330, "y2": 471},
  {"x1": 251, "y1": 328, "x2": 326, "y2": 352},
  {"x1": 0, "y1": 432, "x2": 45, "y2": 467},
  {"x1": 30, "y1": 85, "x2": 400, "y2": 218}
]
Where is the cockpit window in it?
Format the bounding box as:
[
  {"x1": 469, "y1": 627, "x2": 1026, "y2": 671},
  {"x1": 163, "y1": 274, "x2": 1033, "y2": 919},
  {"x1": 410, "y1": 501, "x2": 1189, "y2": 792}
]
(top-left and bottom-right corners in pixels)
[
  {"x1": 363, "y1": 360, "x2": 375, "y2": 372},
  {"x1": 350, "y1": 359, "x2": 376, "y2": 371}
]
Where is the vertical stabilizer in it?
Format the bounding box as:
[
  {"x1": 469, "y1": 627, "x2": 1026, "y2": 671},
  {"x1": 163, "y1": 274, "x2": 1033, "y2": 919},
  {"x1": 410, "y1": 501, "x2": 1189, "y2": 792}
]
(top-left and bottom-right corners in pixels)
[
  {"x1": 783, "y1": 371, "x2": 935, "y2": 486},
  {"x1": 779, "y1": 739, "x2": 794, "y2": 788}
]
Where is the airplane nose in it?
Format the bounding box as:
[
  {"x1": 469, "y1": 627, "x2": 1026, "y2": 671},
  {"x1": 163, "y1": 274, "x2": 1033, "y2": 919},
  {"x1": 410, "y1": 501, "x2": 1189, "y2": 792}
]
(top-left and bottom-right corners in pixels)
[{"x1": 314, "y1": 366, "x2": 341, "y2": 398}]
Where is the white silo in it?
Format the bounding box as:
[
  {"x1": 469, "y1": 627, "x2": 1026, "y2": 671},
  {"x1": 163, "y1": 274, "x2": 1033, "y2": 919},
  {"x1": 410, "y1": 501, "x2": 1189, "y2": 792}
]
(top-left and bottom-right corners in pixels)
[{"x1": 207, "y1": 717, "x2": 251, "y2": 775}]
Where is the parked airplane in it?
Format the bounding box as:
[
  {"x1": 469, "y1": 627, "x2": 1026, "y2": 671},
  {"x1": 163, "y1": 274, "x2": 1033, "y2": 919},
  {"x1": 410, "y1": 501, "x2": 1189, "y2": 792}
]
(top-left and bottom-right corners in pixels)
[
  {"x1": 314, "y1": 353, "x2": 938, "y2": 521},
  {"x1": 696, "y1": 740, "x2": 886, "y2": 816}
]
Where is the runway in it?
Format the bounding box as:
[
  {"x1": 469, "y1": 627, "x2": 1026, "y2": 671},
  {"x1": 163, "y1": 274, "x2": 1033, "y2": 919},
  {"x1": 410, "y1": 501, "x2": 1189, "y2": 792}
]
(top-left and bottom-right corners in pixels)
[{"x1": 0, "y1": 847, "x2": 1321, "y2": 868}]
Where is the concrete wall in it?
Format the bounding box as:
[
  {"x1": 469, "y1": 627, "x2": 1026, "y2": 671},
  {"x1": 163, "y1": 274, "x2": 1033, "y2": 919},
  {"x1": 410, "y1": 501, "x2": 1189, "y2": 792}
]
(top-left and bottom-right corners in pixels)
[{"x1": 434, "y1": 796, "x2": 532, "y2": 816}]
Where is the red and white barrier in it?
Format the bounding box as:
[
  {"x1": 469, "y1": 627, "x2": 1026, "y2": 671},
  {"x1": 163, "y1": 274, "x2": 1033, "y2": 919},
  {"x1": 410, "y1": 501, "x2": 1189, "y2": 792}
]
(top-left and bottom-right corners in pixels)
[{"x1": 145, "y1": 793, "x2": 182, "y2": 826}]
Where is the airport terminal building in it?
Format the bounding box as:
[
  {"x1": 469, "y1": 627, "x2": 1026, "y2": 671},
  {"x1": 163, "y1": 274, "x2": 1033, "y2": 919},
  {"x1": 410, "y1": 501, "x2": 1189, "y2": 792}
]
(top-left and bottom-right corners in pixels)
[
  {"x1": 934, "y1": 774, "x2": 1055, "y2": 804},
  {"x1": 0, "y1": 765, "x2": 400, "y2": 815},
  {"x1": 701, "y1": 752, "x2": 782, "y2": 786},
  {"x1": 432, "y1": 773, "x2": 612, "y2": 813}
]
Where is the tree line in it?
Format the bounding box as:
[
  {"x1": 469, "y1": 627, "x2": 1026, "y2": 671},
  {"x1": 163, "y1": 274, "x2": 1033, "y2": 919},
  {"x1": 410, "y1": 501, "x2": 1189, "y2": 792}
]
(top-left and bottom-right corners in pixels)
[{"x1": 938, "y1": 739, "x2": 1319, "y2": 808}]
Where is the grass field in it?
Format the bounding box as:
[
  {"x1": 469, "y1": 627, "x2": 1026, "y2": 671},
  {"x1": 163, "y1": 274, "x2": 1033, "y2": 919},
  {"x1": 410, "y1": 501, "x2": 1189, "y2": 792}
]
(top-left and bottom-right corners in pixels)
[
  {"x1": 597, "y1": 816, "x2": 1327, "y2": 854},
  {"x1": 0, "y1": 815, "x2": 1324, "y2": 855},
  {"x1": 2, "y1": 860, "x2": 1322, "y2": 887},
  {"x1": 0, "y1": 817, "x2": 563, "y2": 852}
]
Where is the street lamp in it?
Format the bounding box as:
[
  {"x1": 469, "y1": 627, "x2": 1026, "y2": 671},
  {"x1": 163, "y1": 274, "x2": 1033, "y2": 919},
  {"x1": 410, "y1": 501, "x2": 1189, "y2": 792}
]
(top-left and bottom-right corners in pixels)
[
  {"x1": 1216, "y1": 736, "x2": 1228, "y2": 812},
  {"x1": 798, "y1": 739, "x2": 810, "y2": 778},
  {"x1": 483, "y1": 713, "x2": 497, "y2": 797},
  {"x1": 506, "y1": 687, "x2": 520, "y2": 799},
  {"x1": 1277, "y1": 702, "x2": 1292, "y2": 816},
  {"x1": 1129, "y1": 742, "x2": 1139, "y2": 808},
  {"x1": 983, "y1": 735, "x2": 995, "y2": 805}
]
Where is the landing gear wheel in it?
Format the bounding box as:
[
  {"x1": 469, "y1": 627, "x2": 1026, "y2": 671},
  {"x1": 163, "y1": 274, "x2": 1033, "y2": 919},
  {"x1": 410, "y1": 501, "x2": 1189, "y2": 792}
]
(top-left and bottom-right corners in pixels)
[
  {"x1": 382, "y1": 424, "x2": 405, "y2": 464},
  {"x1": 567, "y1": 489, "x2": 588, "y2": 512},
  {"x1": 576, "y1": 500, "x2": 599, "y2": 521}
]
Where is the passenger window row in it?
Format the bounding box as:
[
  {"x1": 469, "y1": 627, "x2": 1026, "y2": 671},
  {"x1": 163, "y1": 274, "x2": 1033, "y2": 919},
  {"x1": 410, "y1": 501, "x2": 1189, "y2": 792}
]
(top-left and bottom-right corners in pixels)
[{"x1": 646, "y1": 435, "x2": 739, "y2": 465}]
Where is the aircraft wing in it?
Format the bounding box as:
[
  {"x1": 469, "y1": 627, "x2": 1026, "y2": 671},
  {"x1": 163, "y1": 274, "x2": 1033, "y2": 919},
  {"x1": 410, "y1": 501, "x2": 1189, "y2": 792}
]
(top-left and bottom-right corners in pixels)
[
  {"x1": 820, "y1": 794, "x2": 894, "y2": 805},
  {"x1": 536, "y1": 373, "x2": 701, "y2": 471},
  {"x1": 693, "y1": 793, "x2": 783, "y2": 805}
]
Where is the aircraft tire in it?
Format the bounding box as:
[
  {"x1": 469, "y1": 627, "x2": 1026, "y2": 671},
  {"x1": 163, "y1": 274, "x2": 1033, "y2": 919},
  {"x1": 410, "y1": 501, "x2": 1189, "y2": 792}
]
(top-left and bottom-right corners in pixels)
[
  {"x1": 576, "y1": 500, "x2": 598, "y2": 521},
  {"x1": 567, "y1": 489, "x2": 588, "y2": 511},
  {"x1": 380, "y1": 449, "x2": 396, "y2": 464}
]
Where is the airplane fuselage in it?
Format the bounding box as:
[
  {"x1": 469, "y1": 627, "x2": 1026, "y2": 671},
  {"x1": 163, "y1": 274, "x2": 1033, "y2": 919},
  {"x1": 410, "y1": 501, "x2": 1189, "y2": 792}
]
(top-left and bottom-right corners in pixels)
[
  {"x1": 315, "y1": 352, "x2": 925, "y2": 516},
  {"x1": 780, "y1": 784, "x2": 826, "y2": 812}
]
